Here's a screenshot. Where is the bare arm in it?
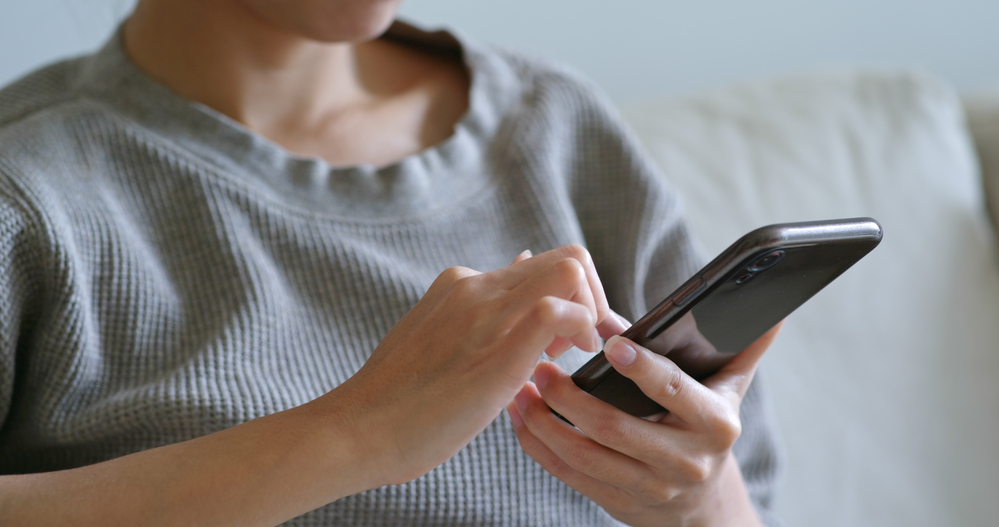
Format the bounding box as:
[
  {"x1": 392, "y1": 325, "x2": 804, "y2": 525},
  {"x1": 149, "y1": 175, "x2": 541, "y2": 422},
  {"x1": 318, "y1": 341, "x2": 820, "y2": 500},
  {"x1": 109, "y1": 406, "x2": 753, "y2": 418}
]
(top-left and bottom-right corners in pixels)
[
  {"x1": 0, "y1": 245, "x2": 610, "y2": 526},
  {"x1": 0, "y1": 396, "x2": 376, "y2": 526}
]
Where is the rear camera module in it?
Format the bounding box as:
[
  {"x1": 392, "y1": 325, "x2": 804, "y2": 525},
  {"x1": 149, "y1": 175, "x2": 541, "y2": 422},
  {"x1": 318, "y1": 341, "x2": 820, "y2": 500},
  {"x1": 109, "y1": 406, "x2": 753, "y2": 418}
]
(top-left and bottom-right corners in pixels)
[{"x1": 748, "y1": 250, "x2": 785, "y2": 272}]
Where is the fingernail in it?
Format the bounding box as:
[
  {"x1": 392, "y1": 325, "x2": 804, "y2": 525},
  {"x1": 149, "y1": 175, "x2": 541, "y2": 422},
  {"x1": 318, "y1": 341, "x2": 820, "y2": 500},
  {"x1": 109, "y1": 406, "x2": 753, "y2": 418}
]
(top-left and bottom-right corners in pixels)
[
  {"x1": 519, "y1": 249, "x2": 533, "y2": 259},
  {"x1": 590, "y1": 327, "x2": 602, "y2": 352},
  {"x1": 507, "y1": 404, "x2": 524, "y2": 428},
  {"x1": 614, "y1": 312, "x2": 632, "y2": 328},
  {"x1": 606, "y1": 336, "x2": 637, "y2": 366},
  {"x1": 514, "y1": 386, "x2": 531, "y2": 411}
]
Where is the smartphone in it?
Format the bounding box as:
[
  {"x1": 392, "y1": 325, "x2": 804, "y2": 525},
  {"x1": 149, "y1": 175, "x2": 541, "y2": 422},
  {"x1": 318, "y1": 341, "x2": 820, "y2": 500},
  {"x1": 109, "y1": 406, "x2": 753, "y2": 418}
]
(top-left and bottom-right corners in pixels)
[{"x1": 570, "y1": 217, "x2": 883, "y2": 418}]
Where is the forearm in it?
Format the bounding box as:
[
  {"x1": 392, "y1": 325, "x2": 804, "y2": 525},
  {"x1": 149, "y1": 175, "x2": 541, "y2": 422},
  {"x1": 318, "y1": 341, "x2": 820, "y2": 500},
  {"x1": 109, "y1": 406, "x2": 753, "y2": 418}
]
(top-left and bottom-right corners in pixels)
[
  {"x1": 0, "y1": 390, "x2": 379, "y2": 527},
  {"x1": 0, "y1": 248, "x2": 611, "y2": 526}
]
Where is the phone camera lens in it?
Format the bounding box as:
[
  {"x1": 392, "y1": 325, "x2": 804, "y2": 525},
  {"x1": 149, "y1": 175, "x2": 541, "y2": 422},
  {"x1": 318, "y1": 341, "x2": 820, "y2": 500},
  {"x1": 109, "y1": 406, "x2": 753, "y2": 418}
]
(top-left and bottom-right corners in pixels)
[
  {"x1": 748, "y1": 250, "x2": 785, "y2": 272},
  {"x1": 735, "y1": 272, "x2": 754, "y2": 284}
]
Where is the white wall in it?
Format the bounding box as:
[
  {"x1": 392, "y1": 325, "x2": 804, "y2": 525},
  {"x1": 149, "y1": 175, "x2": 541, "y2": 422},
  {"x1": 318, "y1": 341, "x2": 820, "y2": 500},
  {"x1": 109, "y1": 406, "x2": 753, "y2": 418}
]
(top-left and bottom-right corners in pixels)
[
  {"x1": 0, "y1": 0, "x2": 134, "y2": 87},
  {"x1": 2, "y1": 0, "x2": 997, "y2": 102},
  {"x1": 399, "y1": 0, "x2": 999, "y2": 101}
]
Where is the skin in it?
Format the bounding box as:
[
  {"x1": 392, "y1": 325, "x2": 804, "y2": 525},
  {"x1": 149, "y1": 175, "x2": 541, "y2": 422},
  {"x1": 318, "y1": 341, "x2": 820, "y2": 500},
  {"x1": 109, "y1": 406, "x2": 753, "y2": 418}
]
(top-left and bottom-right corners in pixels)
[
  {"x1": 122, "y1": 0, "x2": 469, "y2": 167},
  {"x1": 0, "y1": 1, "x2": 779, "y2": 525}
]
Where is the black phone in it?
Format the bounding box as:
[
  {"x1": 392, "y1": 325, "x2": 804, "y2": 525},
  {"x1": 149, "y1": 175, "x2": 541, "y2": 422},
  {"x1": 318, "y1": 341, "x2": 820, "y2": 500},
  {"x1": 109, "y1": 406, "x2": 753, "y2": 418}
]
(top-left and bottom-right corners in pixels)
[{"x1": 570, "y1": 217, "x2": 883, "y2": 418}]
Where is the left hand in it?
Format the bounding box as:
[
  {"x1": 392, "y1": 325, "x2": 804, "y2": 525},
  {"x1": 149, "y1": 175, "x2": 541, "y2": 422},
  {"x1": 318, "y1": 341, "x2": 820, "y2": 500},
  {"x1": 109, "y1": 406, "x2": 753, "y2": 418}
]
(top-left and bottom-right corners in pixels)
[{"x1": 507, "y1": 317, "x2": 782, "y2": 527}]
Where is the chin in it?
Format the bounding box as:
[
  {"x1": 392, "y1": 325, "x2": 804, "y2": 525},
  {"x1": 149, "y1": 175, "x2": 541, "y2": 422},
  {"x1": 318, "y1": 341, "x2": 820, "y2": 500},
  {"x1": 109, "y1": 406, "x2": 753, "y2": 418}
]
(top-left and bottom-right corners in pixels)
[{"x1": 250, "y1": 0, "x2": 404, "y2": 42}]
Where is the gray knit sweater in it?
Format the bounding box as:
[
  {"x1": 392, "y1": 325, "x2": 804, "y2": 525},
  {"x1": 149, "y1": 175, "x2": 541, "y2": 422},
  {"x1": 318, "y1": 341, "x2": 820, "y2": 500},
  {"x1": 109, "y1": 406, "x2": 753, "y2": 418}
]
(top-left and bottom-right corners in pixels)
[{"x1": 0, "y1": 23, "x2": 783, "y2": 526}]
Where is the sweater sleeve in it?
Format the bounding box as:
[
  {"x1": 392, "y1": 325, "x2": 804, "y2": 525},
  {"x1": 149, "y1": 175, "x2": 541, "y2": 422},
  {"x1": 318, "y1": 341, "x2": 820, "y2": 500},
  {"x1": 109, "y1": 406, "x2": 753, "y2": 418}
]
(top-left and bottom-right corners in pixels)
[
  {"x1": 0, "y1": 185, "x2": 44, "y2": 433},
  {"x1": 529, "y1": 67, "x2": 786, "y2": 525}
]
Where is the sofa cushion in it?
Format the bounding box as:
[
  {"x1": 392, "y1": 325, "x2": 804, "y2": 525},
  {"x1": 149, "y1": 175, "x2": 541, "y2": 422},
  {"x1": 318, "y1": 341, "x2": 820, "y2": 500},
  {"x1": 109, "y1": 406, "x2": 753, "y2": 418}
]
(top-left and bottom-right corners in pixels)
[{"x1": 619, "y1": 71, "x2": 999, "y2": 527}]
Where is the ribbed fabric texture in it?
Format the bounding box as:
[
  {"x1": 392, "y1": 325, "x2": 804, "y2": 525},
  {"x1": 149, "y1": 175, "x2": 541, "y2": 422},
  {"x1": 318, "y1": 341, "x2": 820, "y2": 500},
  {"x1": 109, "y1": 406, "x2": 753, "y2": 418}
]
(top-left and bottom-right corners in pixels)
[{"x1": 0, "y1": 23, "x2": 783, "y2": 526}]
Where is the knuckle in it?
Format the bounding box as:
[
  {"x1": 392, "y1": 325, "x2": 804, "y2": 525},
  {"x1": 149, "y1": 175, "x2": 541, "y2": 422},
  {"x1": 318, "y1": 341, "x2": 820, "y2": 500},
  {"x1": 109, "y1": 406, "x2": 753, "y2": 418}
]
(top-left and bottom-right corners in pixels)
[
  {"x1": 637, "y1": 478, "x2": 678, "y2": 505},
  {"x1": 678, "y1": 455, "x2": 714, "y2": 484},
  {"x1": 553, "y1": 257, "x2": 587, "y2": 285},
  {"x1": 561, "y1": 443, "x2": 598, "y2": 474},
  {"x1": 707, "y1": 407, "x2": 743, "y2": 448},
  {"x1": 435, "y1": 266, "x2": 480, "y2": 298},
  {"x1": 543, "y1": 453, "x2": 575, "y2": 479},
  {"x1": 438, "y1": 266, "x2": 469, "y2": 284},
  {"x1": 563, "y1": 244, "x2": 592, "y2": 265},
  {"x1": 651, "y1": 361, "x2": 685, "y2": 400},
  {"x1": 531, "y1": 296, "x2": 562, "y2": 325},
  {"x1": 588, "y1": 413, "x2": 632, "y2": 446}
]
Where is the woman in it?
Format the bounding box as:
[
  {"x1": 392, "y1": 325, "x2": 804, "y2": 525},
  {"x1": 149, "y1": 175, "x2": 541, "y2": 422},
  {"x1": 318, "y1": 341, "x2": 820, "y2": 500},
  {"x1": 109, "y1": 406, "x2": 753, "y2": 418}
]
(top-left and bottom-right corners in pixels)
[{"x1": 0, "y1": 0, "x2": 783, "y2": 525}]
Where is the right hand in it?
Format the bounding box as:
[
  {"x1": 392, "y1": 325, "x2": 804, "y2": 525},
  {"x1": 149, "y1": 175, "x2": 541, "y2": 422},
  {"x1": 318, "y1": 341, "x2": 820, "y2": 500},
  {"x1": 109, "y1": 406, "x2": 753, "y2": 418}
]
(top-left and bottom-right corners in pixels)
[
  {"x1": 329, "y1": 244, "x2": 623, "y2": 486},
  {"x1": 0, "y1": 245, "x2": 624, "y2": 527}
]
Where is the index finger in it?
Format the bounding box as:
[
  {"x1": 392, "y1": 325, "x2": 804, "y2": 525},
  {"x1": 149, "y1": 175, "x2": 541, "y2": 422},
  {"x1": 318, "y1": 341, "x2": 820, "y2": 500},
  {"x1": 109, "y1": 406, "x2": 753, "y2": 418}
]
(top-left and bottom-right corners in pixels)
[
  {"x1": 494, "y1": 245, "x2": 610, "y2": 324},
  {"x1": 602, "y1": 335, "x2": 724, "y2": 428}
]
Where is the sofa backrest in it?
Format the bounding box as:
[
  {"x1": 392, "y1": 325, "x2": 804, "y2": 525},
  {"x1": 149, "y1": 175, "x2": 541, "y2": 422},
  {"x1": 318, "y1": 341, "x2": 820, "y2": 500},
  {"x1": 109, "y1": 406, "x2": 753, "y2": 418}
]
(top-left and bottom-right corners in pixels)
[{"x1": 619, "y1": 71, "x2": 999, "y2": 527}]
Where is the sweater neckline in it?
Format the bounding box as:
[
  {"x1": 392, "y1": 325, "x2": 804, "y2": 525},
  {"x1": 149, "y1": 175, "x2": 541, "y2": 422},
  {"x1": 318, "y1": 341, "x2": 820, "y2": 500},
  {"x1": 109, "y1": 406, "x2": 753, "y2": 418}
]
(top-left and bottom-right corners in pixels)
[{"x1": 74, "y1": 21, "x2": 506, "y2": 221}]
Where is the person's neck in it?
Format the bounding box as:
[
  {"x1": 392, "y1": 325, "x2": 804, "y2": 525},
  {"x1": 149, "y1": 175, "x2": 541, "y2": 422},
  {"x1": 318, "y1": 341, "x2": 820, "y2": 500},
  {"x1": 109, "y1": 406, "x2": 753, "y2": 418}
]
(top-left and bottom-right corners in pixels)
[
  {"x1": 123, "y1": 0, "x2": 470, "y2": 167},
  {"x1": 123, "y1": 0, "x2": 372, "y2": 134}
]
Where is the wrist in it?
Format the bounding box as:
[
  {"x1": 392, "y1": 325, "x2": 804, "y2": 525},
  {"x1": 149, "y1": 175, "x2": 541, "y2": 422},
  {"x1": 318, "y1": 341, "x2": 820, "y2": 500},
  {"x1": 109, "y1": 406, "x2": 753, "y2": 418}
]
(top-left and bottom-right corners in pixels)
[
  {"x1": 685, "y1": 453, "x2": 764, "y2": 527},
  {"x1": 300, "y1": 383, "x2": 401, "y2": 496}
]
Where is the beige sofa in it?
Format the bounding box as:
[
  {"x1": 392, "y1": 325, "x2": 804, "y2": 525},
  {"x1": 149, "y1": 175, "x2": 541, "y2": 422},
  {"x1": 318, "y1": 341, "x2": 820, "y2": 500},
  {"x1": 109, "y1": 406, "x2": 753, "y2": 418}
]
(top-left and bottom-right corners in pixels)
[{"x1": 619, "y1": 72, "x2": 999, "y2": 526}]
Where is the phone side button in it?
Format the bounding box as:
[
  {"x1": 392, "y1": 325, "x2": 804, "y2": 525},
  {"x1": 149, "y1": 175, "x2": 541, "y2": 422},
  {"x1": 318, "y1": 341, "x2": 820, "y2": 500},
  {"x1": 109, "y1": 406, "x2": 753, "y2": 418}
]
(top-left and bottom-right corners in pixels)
[{"x1": 672, "y1": 278, "x2": 705, "y2": 307}]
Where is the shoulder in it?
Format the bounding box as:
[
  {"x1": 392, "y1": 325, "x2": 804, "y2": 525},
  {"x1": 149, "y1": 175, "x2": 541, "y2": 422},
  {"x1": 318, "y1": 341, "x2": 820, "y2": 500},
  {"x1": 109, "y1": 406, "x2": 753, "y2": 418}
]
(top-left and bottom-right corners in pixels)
[
  {"x1": 466, "y1": 38, "x2": 624, "y2": 131},
  {"x1": 0, "y1": 55, "x2": 98, "y2": 174},
  {"x1": 460, "y1": 37, "x2": 665, "y2": 197},
  {"x1": 467, "y1": 39, "x2": 666, "y2": 183},
  {"x1": 0, "y1": 54, "x2": 121, "y2": 212},
  {"x1": 0, "y1": 58, "x2": 115, "y2": 277},
  {"x1": 0, "y1": 55, "x2": 92, "y2": 131}
]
